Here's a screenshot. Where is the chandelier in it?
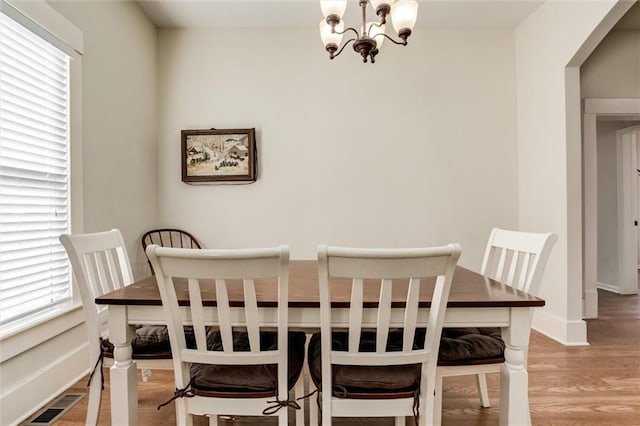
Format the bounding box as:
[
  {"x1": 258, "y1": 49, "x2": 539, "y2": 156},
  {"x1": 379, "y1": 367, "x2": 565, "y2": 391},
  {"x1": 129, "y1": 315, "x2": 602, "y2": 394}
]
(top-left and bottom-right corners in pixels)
[{"x1": 319, "y1": 0, "x2": 418, "y2": 63}]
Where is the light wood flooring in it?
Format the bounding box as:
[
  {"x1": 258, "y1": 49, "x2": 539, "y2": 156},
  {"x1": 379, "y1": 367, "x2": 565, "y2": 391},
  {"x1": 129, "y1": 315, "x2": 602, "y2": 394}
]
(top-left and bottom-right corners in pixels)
[{"x1": 40, "y1": 289, "x2": 640, "y2": 425}]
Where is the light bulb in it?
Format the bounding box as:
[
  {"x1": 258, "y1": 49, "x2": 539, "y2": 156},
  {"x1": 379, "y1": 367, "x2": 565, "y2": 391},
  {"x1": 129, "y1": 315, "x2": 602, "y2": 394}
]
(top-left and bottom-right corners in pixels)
[
  {"x1": 391, "y1": 0, "x2": 418, "y2": 33},
  {"x1": 320, "y1": 1, "x2": 347, "y2": 18},
  {"x1": 319, "y1": 19, "x2": 344, "y2": 48}
]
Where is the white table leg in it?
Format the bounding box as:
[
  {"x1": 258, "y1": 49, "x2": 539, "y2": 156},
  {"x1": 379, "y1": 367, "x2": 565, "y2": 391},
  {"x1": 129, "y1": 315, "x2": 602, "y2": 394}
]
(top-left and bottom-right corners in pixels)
[
  {"x1": 108, "y1": 305, "x2": 138, "y2": 425},
  {"x1": 499, "y1": 308, "x2": 532, "y2": 426}
]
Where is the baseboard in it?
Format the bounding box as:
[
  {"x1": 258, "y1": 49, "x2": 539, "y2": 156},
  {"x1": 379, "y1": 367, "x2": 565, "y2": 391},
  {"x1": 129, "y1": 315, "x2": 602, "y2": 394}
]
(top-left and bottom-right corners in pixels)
[
  {"x1": 597, "y1": 281, "x2": 622, "y2": 294},
  {"x1": 532, "y1": 309, "x2": 589, "y2": 346},
  {"x1": 0, "y1": 343, "x2": 89, "y2": 426}
]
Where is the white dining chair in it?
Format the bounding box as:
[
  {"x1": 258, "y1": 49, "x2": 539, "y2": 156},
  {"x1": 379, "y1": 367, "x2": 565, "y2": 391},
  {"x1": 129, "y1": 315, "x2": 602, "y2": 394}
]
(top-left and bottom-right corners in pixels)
[
  {"x1": 146, "y1": 244, "x2": 305, "y2": 426},
  {"x1": 60, "y1": 229, "x2": 172, "y2": 426},
  {"x1": 308, "y1": 244, "x2": 461, "y2": 426},
  {"x1": 433, "y1": 227, "x2": 557, "y2": 425}
]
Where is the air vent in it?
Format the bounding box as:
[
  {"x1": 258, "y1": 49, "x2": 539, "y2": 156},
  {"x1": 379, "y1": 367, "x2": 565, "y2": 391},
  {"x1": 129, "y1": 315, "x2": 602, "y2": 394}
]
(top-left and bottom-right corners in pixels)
[{"x1": 25, "y1": 393, "x2": 85, "y2": 425}]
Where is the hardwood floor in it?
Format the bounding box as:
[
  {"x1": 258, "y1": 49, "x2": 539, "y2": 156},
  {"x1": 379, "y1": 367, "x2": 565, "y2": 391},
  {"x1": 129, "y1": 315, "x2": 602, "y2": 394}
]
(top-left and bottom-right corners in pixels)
[{"x1": 45, "y1": 289, "x2": 640, "y2": 425}]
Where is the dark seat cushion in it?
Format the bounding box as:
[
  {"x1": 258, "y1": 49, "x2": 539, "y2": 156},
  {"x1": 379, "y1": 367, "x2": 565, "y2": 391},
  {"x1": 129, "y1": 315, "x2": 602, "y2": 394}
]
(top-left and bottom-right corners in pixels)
[
  {"x1": 307, "y1": 331, "x2": 422, "y2": 399},
  {"x1": 437, "y1": 327, "x2": 505, "y2": 366},
  {"x1": 308, "y1": 327, "x2": 506, "y2": 397},
  {"x1": 101, "y1": 325, "x2": 199, "y2": 360},
  {"x1": 190, "y1": 330, "x2": 307, "y2": 398}
]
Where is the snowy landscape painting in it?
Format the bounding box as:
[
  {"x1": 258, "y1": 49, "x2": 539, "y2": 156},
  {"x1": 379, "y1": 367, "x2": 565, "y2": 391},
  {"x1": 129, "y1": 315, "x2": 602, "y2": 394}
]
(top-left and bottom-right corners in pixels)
[{"x1": 181, "y1": 128, "x2": 256, "y2": 183}]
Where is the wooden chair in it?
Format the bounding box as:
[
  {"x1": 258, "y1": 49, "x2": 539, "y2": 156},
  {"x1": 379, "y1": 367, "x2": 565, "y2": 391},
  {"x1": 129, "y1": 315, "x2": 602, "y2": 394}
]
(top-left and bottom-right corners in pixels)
[
  {"x1": 308, "y1": 244, "x2": 461, "y2": 426},
  {"x1": 433, "y1": 228, "x2": 557, "y2": 425},
  {"x1": 146, "y1": 244, "x2": 305, "y2": 426},
  {"x1": 141, "y1": 228, "x2": 202, "y2": 274},
  {"x1": 59, "y1": 229, "x2": 172, "y2": 426}
]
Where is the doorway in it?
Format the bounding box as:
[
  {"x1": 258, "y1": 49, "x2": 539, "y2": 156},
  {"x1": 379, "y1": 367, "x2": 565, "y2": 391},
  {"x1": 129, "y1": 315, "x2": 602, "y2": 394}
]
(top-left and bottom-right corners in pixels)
[{"x1": 583, "y1": 99, "x2": 640, "y2": 319}]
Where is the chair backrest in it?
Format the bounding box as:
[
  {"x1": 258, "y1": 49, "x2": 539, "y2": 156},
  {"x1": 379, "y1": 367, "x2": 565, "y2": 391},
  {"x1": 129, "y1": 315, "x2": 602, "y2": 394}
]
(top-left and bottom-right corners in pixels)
[
  {"x1": 142, "y1": 228, "x2": 202, "y2": 274},
  {"x1": 317, "y1": 244, "x2": 461, "y2": 384},
  {"x1": 480, "y1": 228, "x2": 557, "y2": 296},
  {"x1": 146, "y1": 244, "x2": 290, "y2": 398},
  {"x1": 59, "y1": 229, "x2": 134, "y2": 354}
]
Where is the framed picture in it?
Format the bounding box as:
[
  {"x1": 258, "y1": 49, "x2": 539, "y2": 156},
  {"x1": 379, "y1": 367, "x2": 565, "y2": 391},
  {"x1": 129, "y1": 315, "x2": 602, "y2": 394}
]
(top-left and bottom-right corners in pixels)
[{"x1": 181, "y1": 128, "x2": 257, "y2": 183}]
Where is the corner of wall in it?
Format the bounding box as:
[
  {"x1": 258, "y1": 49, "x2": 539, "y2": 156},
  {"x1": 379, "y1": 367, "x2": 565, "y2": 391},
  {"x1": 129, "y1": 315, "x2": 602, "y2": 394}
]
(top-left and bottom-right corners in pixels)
[{"x1": 532, "y1": 308, "x2": 589, "y2": 346}]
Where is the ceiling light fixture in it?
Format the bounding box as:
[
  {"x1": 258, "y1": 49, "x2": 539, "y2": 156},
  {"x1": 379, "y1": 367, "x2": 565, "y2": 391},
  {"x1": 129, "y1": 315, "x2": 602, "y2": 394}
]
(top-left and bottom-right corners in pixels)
[{"x1": 319, "y1": 0, "x2": 418, "y2": 63}]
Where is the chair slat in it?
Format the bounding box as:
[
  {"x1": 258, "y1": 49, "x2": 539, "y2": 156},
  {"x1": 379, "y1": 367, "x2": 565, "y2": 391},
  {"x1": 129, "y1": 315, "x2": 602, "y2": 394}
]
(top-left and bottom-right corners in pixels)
[
  {"x1": 506, "y1": 249, "x2": 520, "y2": 287},
  {"x1": 518, "y1": 252, "x2": 533, "y2": 292},
  {"x1": 348, "y1": 278, "x2": 364, "y2": 353},
  {"x1": 94, "y1": 252, "x2": 114, "y2": 295},
  {"x1": 104, "y1": 248, "x2": 123, "y2": 291},
  {"x1": 403, "y1": 277, "x2": 421, "y2": 352},
  {"x1": 496, "y1": 248, "x2": 508, "y2": 283},
  {"x1": 215, "y1": 279, "x2": 233, "y2": 353},
  {"x1": 188, "y1": 278, "x2": 208, "y2": 351},
  {"x1": 243, "y1": 279, "x2": 261, "y2": 353},
  {"x1": 376, "y1": 278, "x2": 393, "y2": 353}
]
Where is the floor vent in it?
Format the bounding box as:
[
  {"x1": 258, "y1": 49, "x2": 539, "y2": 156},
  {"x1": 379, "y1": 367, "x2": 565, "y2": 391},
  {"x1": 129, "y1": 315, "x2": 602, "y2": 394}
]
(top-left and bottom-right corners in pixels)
[{"x1": 25, "y1": 393, "x2": 85, "y2": 425}]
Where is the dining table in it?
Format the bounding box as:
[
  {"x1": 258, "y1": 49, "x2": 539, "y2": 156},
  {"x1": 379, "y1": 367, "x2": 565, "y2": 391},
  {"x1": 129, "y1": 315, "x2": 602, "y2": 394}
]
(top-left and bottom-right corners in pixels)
[{"x1": 95, "y1": 260, "x2": 544, "y2": 426}]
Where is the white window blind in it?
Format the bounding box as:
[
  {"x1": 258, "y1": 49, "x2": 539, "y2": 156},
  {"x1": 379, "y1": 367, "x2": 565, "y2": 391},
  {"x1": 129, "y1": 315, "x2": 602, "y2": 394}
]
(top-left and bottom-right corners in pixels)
[{"x1": 0, "y1": 11, "x2": 72, "y2": 326}]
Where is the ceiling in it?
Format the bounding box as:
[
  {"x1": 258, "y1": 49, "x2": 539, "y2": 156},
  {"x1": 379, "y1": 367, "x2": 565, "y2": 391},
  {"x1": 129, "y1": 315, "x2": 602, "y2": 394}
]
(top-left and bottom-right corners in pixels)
[{"x1": 136, "y1": 0, "x2": 546, "y2": 29}]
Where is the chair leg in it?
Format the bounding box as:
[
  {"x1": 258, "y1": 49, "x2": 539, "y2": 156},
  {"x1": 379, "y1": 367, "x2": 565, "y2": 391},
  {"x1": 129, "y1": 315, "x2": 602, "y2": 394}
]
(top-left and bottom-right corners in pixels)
[
  {"x1": 141, "y1": 368, "x2": 152, "y2": 382},
  {"x1": 85, "y1": 368, "x2": 103, "y2": 425},
  {"x1": 175, "y1": 399, "x2": 193, "y2": 426},
  {"x1": 294, "y1": 375, "x2": 305, "y2": 426},
  {"x1": 431, "y1": 373, "x2": 443, "y2": 426},
  {"x1": 309, "y1": 389, "x2": 319, "y2": 426},
  {"x1": 476, "y1": 373, "x2": 491, "y2": 407},
  {"x1": 321, "y1": 391, "x2": 332, "y2": 426},
  {"x1": 208, "y1": 415, "x2": 218, "y2": 426},
  {"x1": 278, "y1": 412, "x2": 288, "y2": 426},
  {"x1": 395, "y1": 416, "x2": 405, "y2": 426}
]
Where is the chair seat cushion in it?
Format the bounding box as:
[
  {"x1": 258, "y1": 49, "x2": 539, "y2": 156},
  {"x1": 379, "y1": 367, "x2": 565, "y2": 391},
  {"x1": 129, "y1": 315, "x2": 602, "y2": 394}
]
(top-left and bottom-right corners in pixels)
[
  {"x1": 101, "y1": 325, "x2": 173, "y2": 359},
  {"x1": 437, "y1": 327, "x2": 505, "y2": 366},
  {"x1": 307, "y1": 331, "x2": 421, "y2": 399},
  {"x1": 190, "y1": 330, "x2": 306, "y2": 398}
]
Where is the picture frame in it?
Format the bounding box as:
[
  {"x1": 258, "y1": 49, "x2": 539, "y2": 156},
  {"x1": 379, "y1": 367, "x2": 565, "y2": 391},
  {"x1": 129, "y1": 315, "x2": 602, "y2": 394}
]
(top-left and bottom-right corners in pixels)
[{"x1": 181, "y1": 128, "x2": 257, "y2": 184}]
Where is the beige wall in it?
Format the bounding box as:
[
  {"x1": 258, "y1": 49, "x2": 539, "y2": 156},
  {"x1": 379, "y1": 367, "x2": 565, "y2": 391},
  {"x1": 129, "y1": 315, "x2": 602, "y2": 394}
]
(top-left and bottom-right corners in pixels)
[
  {"x1": 581, "y1": 30, "x2": 640, "y2": 98},
  {"x1": 52, "y1": 0, "x2": 158, "y2": 279},
  {"x1": 514, "y1": 0, "x2": 631, "y2": 345},
  {"x1": 157, "y1": 28, "x2": 519, "y2": 269}
]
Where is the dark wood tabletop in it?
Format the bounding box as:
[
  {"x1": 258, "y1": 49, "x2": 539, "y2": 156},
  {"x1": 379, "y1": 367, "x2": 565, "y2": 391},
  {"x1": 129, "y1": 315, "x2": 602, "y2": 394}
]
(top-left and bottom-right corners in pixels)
[{"x1": 96, "y1": 260, "x2": 544, "y2": 309}]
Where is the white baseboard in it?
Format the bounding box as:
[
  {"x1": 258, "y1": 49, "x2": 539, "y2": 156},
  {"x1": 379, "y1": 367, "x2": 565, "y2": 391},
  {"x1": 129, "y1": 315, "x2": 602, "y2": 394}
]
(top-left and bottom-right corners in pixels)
[
  {"x1": 532, "y1": 309, "x2": 589, "y2": 346},
  {"x1": 597, "y1": 281, "x2": 622, "y2": 294},
  {"x1": 0, "y1": 342, "x2": 89, "y2": 426}
]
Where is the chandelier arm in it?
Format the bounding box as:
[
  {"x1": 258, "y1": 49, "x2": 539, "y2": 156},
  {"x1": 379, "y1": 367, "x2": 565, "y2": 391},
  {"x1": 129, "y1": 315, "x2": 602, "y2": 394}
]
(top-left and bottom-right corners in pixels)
[
  {"x1": 378, "y1": 33, "x2": 408, "y2": 46},
  {"x1": 332, "y1": 38, "x2": 356, "y2": 59},
  {"x1": 333, "y1": 26, "x2": 360, "y2": 38},
  {"x1": 367, "y1": 21, "x2": 384, "y2": 37}
]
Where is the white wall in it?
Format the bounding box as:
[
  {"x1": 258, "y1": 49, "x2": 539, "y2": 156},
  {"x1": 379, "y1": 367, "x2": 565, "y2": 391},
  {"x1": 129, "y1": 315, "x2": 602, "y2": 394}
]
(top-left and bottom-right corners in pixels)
[
  {"x1": 0, "y1": 2, "x2": 157, "y2": 425},
  {"x1": 514, "y1": 0, "x2": 631, "y2": 345},
  {"x1": 52, "y1": 0, "x2": 159, "y2": 279},
  {"x1": 157, "y1": 28, "x2": 518, "y2": 268}
]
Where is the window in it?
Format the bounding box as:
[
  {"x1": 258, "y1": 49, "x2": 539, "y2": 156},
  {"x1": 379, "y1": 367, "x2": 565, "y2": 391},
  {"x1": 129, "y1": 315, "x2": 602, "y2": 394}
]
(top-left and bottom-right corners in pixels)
[{"x1": 0, "y1": 10, "x2": 72, "y2": 326}]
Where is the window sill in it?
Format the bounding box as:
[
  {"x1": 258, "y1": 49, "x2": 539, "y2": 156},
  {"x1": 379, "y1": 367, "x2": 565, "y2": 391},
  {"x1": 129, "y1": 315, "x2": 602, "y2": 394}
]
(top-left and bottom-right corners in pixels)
[{"x1": 0, "y1": 302, "x2": 84, "y2": 363}]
